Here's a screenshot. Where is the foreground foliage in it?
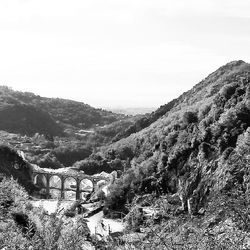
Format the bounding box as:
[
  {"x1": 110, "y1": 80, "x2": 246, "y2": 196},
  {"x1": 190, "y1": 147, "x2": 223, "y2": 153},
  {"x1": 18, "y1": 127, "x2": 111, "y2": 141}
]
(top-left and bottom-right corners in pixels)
[{"x1": 0, "y1": 178, "x2": 92, "y2": 250}]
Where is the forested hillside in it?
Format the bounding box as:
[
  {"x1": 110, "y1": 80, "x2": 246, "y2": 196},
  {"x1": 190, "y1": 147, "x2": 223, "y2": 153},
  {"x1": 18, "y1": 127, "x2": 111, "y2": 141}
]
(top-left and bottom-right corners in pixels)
[
  {"x1": 112, "y1": 60, "x2": 248, "y2": 142},
  {"x1": 1, "y1": 60, "x2": 250, "y2": 248},
  {"x1": 112, "y1": 98, "x2": 177, "y2": 142},
  {"x1": 94, "y1": 60, "x2": 250, "y2": 247},
  {"x1": 103, "y1": 60, "x2": 250, "y2": 163},
  {"x1": 0, "y1": 86, "x2": 140, "y2": 169},
  {"x1": 0, "y1": 86, "x2": 126, "y2": 136},
  {"x1": 73, "y1": 60, "x2": 250, "y2": 218}
]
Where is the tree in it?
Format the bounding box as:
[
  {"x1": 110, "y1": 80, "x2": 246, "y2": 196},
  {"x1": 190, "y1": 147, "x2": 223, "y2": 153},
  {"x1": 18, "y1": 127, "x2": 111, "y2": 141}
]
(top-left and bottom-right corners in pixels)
[{"x1": 183, "y1": 111, "x2": 198, "y2": 125}]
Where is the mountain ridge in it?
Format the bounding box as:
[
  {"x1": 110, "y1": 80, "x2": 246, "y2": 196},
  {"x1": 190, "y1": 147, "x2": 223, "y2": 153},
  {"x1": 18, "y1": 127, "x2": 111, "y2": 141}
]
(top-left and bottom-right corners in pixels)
[
  {"x1": 0, "y1": 86, "x2": 127, "y2": 136},
  {"x1": 1, "y1": 60, "x2": 250, "y2": 248},
  {"x1": 111, "y1": 60, "x2": 249, "y2": 143},
  {"x1": 104, "y1": 60, "x2": 249, "y2": 152},
  {"x1": 74, "y1": 60, "x2": 250, "y2": 224}
]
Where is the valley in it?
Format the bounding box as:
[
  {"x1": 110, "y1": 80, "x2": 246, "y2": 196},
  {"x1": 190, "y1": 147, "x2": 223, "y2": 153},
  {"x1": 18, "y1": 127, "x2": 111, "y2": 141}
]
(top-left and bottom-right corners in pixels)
[{"x1": 0, "y1": 60, "x2": 250, "y2": 249}]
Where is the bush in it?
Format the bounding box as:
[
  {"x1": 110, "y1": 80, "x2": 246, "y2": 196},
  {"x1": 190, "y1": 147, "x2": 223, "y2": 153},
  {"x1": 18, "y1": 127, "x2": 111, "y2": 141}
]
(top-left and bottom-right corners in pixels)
[
  {"x1": 0, "y1": 199, "x2": 92, "y2": 249},
  {"x1": 125, "y1": 207, "x2": 145, "y2": 232},
  {"x1": 36, "y1": 153, "x2": 64, "y2": 169},
  {"x1": 73, "y1": 158, "x2": 112, "y2": 174},
  {"x1": 166, "y1": 131, "x2": 178, "y2": 148},
  {"x1": 53, "y1": 145, "x2": 92, "y2": 167},
  {"x1": 198, "y1": 104, "x2": 211, "y2": 120},
  {"x1": 220, "y1": 82, "x2": 238, "y2": 99},
  {"x1": 0, "y1": 177, "x2": 28, "y2": 215},
  {"x1": 183, "y1": 111, "x2": 198, "y2": 125}
]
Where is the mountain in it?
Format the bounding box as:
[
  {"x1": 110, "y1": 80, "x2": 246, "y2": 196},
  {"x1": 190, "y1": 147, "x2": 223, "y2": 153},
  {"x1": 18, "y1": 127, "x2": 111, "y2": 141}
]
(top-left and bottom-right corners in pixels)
[
  {"x1": 0, "y1": 86, "x2": 127, "y2": 136},
  {"x1": 112, "y1": 60, "x2": 249, "y2": 142},
  {"x1": 0, "y1": 87, "x2": 139, "y2": 170},
  {"x1": 112, "y1": 98, "x2": 178, "y2": 142},
  {"x1": 74, "y1": 60, "x2": 250, "y2": 216},
  {"x1": 1, "y1": 60, "x2": 250, "y2": 248},
  {"x1": 95, "y1": 60, "x2": 250, "y2": 246},
  {"x1": 0, "y1": 103, "x2": 63, "y2": 136},
  {"x1": 104, "y1": 60, "x2": 250, "y2": 161}
]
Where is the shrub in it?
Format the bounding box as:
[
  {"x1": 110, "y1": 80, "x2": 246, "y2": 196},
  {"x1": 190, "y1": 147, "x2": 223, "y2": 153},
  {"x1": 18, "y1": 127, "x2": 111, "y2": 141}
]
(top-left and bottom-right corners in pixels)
[
  {"x1": 198, "y1": 104, "x2": 211, "y2": 120},
  {"x1": 36, "y1": 153, "x2": 64, "y2": 169},
  {"x1": 0, "y1": 202, "x2": 92, "y2": 250},
  {"x1": 125, "y1": 207, "x2": 145, "y2": 232},
  {"x1": 53, "y1": 145, "x2": 92, "y2": 167},
  {"x1": 73, "y1": 158, "x2": 112, "y2": 174},
  {"x1": 220, "y1": 82, "x2": 238, "y2": 99},
  {"x1": 0, "y1": 177, "x2": 28, "y2": 215},
  {"x1": 183, "y1": 111, "x2": 198, "y2": 125},
  {"x1": 166, "y1": 131, "x2": 178, "y2": 148}
]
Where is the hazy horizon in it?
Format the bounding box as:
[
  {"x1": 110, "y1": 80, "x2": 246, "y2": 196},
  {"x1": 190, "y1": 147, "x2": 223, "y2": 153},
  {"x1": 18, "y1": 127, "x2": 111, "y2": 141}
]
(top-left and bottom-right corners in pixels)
[{"x1": 0, "y1": 0, "x2": 250, "y2": 108}]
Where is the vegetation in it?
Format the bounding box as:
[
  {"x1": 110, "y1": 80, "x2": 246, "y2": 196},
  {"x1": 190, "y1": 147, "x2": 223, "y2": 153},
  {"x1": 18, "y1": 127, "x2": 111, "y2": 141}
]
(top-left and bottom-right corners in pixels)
[
  {"x1": 99, "y1": 60, "x2": 250, "y2": 216},
  {"x1": 0, "y1": 145, "x2": 36, "y2": 193},
  {"x1": 112, "y1": 98, "x2": 178, "y2": 142},
  {"x1": 1, "y1": 60, "x2": 250, "y2": 249},
  {"x1": 0, "y1": 86, "x2": 127, "y2": 134},
  {"x1": 0, "y1": 178, "x2": 93, "y2": 250},
  {"x1": 0, "y1": 86, "x2": 141, "y2": 170}
]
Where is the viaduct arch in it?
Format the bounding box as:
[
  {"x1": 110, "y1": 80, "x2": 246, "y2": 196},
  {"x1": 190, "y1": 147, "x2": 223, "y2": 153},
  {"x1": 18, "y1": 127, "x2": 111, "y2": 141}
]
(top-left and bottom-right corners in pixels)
[{"x1": 32, "y1": 170, "x2": 110, "y2": 200}]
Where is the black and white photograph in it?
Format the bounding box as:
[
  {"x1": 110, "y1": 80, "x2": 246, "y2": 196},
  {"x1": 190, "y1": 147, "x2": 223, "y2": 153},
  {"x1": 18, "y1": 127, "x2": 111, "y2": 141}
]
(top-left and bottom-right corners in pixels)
[{"x1": 0, "y1": 0, "x2": 250, "y2": 249}]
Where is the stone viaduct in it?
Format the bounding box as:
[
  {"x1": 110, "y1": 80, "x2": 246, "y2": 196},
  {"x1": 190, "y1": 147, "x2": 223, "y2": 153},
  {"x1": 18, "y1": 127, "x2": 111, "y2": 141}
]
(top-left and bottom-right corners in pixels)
[{"x1": 32, "y1": 169, "x2": 110, "y2": 200}]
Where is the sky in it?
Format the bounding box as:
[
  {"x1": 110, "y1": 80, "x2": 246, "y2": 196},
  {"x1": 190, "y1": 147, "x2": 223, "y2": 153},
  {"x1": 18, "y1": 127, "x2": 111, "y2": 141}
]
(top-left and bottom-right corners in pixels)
[{"x1": 0, "y1": 0, "x2": 250, "y2": 108}]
